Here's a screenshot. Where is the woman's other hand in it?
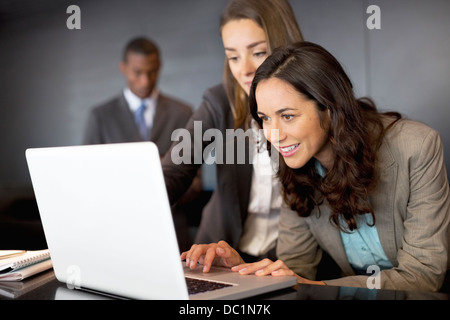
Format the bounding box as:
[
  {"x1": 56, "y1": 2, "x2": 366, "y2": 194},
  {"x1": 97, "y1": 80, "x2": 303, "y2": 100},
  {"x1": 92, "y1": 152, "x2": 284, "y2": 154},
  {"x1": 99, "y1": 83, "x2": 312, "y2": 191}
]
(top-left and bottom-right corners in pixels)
[{"x1": 232, "y1": 258, "x2": 326, "y2": 285}]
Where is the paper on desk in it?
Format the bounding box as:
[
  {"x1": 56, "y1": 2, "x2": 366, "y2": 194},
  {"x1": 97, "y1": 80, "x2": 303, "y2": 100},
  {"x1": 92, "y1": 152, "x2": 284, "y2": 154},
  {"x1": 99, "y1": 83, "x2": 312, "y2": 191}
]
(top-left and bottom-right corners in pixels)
[
  {"x1": 0, "y1": 259, "x2": 53, "y2": 281},
  {"x1": 0, "y1": 250, "x2": 26, "y2": 260},
  {"x1": 0, "y1": 249, "x2": 50, "y2": 273}
]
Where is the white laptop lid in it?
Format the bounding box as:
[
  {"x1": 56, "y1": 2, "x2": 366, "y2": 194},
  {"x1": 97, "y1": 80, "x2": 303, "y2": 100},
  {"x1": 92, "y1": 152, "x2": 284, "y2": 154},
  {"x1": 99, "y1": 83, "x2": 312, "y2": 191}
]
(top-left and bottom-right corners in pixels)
[
  {"x1": 26, "y1": 142, "x2": 188, "y2": 299},
  {"x1": 25, "y1": 142, "x2": 296, "y2": 300}
]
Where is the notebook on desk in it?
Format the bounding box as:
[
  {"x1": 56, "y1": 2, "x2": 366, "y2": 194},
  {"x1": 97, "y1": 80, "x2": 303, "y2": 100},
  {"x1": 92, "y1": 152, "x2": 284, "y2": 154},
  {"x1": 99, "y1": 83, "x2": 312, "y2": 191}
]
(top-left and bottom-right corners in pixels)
[{"x1": 25, "y1": 142, "x2": 296, "y2": 300}]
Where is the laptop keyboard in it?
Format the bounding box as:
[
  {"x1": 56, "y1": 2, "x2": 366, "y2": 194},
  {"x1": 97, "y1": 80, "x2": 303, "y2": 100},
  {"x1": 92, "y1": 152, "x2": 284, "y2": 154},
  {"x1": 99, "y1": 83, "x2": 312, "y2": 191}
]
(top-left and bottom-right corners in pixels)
[{"x1": 185, "y1": 277, "x2": 233, "y2": 295}]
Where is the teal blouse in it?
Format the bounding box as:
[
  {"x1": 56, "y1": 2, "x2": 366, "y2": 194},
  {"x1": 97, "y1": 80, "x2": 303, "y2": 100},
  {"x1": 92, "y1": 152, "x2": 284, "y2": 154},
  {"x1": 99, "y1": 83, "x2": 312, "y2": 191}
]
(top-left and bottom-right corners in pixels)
[{"x1": 315, "y1": 160, "x2": 393, "y2": 274}]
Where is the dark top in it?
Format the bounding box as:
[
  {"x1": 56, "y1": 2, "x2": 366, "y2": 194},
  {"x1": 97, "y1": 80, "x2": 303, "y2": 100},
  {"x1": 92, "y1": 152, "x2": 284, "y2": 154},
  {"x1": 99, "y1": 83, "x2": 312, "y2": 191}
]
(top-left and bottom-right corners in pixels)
[{"x1": 162, "y1": 84, "x2": 255, "y2": 250}]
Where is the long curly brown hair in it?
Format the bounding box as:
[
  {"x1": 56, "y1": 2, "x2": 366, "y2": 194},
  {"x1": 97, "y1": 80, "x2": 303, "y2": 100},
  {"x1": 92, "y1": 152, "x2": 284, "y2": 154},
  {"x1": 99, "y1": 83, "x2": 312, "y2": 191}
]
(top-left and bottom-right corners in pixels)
[{"x1": 249, "y1": 42, "x2": 401, "y2": 231}]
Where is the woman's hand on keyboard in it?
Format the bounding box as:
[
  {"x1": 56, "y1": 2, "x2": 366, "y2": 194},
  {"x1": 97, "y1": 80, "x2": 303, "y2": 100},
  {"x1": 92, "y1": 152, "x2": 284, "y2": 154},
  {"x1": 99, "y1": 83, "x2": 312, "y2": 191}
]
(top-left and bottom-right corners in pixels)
[{"x1": 181, "y1": 240, "x2": 245, "y2": 273}]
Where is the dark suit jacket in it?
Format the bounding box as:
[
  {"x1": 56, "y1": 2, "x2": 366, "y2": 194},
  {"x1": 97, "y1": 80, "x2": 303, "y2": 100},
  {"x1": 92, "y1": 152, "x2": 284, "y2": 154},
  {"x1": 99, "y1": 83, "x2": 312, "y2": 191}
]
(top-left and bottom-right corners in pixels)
[
  {"x1": 83, "y1": 91, "x2": 198, "y2": 252},
  {"x1": 83, "y1": 92, "x2": 193, "y2": 156},
  {"x1": 162, "y1": 84, "x2": 255, "y2": 250}
]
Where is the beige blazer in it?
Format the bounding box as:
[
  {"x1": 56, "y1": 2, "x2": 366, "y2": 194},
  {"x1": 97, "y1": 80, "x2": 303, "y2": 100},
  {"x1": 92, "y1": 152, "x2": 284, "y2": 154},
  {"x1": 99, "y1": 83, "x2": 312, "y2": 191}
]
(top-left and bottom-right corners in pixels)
[{"x1": 277, "y1": 118, "x2": 450, "y2": 291}]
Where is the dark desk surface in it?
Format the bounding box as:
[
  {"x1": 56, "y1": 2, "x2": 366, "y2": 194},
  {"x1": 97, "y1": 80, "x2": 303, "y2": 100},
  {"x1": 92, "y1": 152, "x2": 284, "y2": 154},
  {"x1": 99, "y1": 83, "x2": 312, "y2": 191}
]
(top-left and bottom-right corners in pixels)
[{"x1": 1, "y1": 269, "x2": 449, "y2": 301}]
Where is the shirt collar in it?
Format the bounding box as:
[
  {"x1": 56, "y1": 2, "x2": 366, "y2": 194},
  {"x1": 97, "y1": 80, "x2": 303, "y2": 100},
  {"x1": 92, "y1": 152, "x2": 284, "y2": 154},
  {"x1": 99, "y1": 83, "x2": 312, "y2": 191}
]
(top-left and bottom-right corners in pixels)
[{"x1": 123, "y1": 87, "x2": 159, "y2": 112}]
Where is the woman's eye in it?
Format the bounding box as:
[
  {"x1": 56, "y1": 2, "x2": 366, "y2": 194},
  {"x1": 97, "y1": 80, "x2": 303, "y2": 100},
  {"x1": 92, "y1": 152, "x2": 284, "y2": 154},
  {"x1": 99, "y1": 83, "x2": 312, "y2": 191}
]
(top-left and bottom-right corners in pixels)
[
  {"x1": 227, "y1": 56, "x2": 239, "y2": 62},
  {"x1": 254, "y1": 51, "x2": 267, "y2": 58},
  {"x1": 283, "y1": 114, "x2": 294, "y2": 121},
  {"x1": 259, "y1": 115, "x2": 270, "y2": 122}
]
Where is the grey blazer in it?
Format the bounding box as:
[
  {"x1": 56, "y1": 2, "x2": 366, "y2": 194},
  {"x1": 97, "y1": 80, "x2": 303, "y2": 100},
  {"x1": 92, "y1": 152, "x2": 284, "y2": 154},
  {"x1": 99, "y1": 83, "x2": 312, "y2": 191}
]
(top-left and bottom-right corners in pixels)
[
  {"x1": 277, "y1": 118, "x2": 450, "y2": 291},
  {"x1": 162, "y1": 84, "x2": 254, "y2": 249},
  {"x1": 83, "y1": 92, "x2": 193, "y2": 156}
]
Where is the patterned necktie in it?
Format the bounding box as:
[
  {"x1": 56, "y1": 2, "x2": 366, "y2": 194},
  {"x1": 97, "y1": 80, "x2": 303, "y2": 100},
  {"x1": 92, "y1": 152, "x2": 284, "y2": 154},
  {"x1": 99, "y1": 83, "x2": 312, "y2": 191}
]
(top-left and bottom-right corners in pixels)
[{"x1": 135, "y1": 102, "x2": 148, "y2": 140}]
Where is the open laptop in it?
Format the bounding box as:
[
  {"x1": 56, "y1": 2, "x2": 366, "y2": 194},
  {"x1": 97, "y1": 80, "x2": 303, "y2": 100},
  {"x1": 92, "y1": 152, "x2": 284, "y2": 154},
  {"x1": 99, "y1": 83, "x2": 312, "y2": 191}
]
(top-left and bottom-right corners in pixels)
[{"x1": 25, "y1": 142, "x2": 297, "y2": 300}]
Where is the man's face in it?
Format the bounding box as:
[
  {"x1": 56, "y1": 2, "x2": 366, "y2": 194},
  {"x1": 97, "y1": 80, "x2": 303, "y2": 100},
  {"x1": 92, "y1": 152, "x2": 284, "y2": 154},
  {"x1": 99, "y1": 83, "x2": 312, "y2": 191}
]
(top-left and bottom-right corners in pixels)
[{"x1": 120, "y1": 52, "x2": 160, "y2": 99}]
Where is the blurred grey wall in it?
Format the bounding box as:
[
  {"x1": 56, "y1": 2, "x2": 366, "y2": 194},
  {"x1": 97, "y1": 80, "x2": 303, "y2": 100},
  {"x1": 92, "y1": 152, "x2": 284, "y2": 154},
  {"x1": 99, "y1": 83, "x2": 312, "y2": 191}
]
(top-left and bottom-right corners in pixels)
[{"x1": 1, "y1": 0, "x2": 449, "y2": 192}]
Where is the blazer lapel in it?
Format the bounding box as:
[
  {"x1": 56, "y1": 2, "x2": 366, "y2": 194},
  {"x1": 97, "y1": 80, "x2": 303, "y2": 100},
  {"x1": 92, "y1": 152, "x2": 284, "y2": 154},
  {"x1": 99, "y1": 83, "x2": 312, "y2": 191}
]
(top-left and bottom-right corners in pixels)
[
  {"x1": 114, "y1": 94, "x2": 142, "y2": 141},
  {"x1": 308, "y1": 204, "x2": 355, "y2": 275},
  {"x1": 149, "y1": 94, "x2": 167, "y2": 141},
  {"x1": 369, "y1": 142, "x2": 399, "y2": 265},
  {"x1": 310, "y1": 142, "x2": 399, "y2": 273}
]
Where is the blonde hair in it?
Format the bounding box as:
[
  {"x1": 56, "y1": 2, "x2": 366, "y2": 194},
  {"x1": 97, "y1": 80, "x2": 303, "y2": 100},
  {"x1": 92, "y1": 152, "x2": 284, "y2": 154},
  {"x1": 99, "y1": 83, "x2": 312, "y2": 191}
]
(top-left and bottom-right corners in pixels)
[{"x1": 220, "y1": 0, "x2": 304, "y2": 129}]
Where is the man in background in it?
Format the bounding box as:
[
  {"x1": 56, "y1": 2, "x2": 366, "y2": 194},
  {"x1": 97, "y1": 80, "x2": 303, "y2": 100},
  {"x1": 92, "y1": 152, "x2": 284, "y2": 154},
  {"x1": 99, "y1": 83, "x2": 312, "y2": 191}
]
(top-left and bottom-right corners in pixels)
[
  {"x1": 83, "y1": 37, "x2": 203, "y2": 251},
  {"x1": 83, "y1": 37, "x2": 193, "y2": 154}
]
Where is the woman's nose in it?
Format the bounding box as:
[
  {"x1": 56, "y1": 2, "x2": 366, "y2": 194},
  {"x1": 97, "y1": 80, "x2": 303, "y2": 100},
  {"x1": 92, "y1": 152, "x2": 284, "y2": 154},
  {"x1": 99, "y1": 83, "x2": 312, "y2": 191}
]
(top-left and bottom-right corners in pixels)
[
  {"x1": 240, "y1": 56, "x2": 255, "y2": 76},
  {"x1": 266, "y1": 125, "x2": 285, "y2": 145}
]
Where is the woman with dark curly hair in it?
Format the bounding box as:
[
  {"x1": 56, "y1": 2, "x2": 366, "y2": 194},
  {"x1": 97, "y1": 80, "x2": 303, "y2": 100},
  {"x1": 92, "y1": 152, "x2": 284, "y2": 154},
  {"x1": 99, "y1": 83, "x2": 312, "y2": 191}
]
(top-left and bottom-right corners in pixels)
[{"x1": 182, "y1": 41, "x2": 450, "y2": 292}]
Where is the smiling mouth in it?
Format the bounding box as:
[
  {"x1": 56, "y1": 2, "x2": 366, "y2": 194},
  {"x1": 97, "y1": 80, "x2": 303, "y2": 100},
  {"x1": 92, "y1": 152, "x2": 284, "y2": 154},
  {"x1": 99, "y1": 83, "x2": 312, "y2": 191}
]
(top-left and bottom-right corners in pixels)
[{"x1": 279, "y1": 143, "x2": 300, "y2": 156}]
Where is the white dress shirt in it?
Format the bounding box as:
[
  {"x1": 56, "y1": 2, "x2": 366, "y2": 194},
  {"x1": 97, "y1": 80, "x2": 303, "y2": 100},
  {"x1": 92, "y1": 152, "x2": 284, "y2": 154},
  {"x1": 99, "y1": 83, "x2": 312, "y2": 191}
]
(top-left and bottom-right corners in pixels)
[
  {"x1": 123, "y1": 87, "x2": 158, "y2": 131},
  {"x1": 238, "y1": 121, "x2": 282, "y2": 257}
]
